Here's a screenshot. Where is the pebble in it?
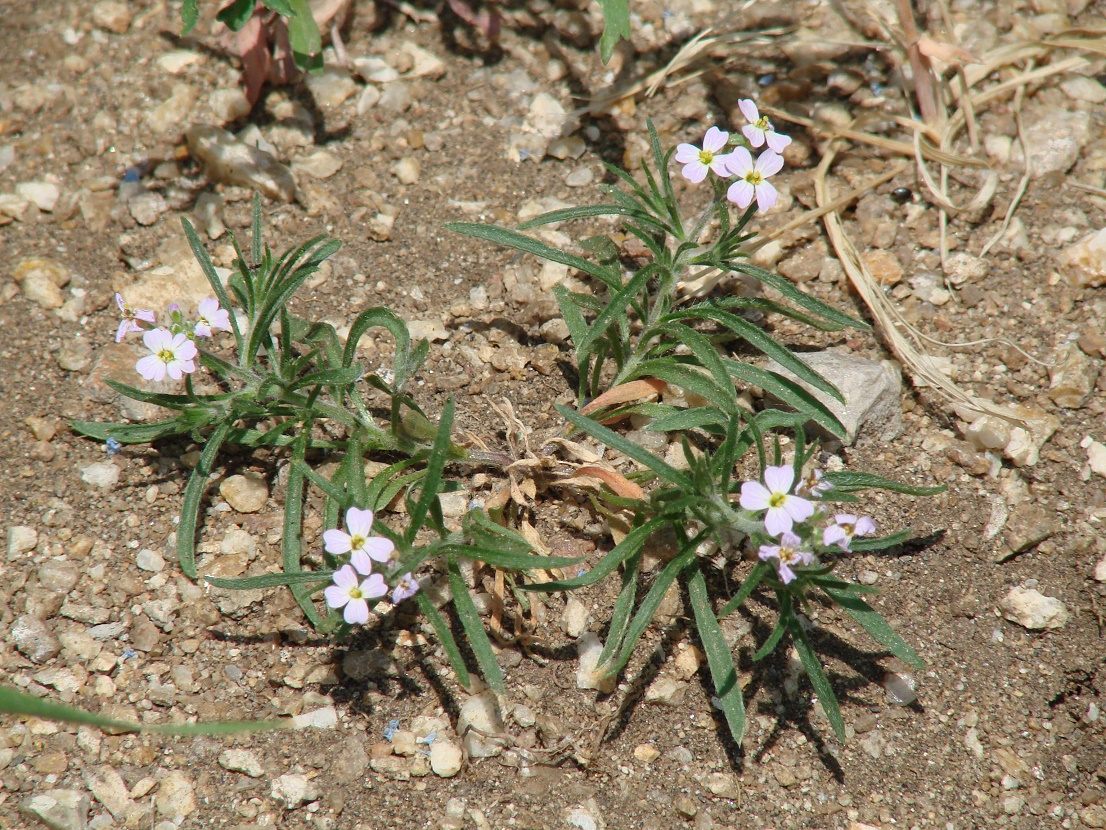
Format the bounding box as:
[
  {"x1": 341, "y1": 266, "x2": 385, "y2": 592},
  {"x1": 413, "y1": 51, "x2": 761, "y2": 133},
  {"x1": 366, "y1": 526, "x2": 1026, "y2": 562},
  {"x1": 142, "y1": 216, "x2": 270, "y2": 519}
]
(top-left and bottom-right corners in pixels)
[
  {"x1": 370, "y1": 755, "x2": 411, "y2": 780},
  {"x1": 80, "y1": 462, "x2": 121, "y2": 488},
  {"x1": 999, "y1": 504, "x2": 1060, "y2": 560},
  {"x1": 999, "y1": 587, "x2": 1070, "y2": 630},
  {"x1": 944, "y1": 252, "x2": 988, "y2": 285},
  {"x1": 562, "y1": 596, "x2": 590, "y2": 638},
  {"x1": 293, "y1": 149, "x2": 343, "y2": 180},
  {"x1": 194, "y1": 191, "x2": 226, "y2": 239},
  {"x1": 37, "y1": 560, "x2": 80, "y2": 593},
  {"x1": 633, "y1": 744, "x2": 661, "y2": 763},
  {"x1": 15, "y1": 182, "x2": 60, "y2": 214},
  {"x1": 146, "y1": 84, "x2": 196, "y2": 133},
  {"x1": 12, "y1": 615, "x2": 61, "y2": 663},
  {"x1": 26, "y1": 414, "x2": 57, "y2": 440},
  {"x1": 21, "y1": 271, "x2": 66, "y2": 308},
  {"x1": 1048, "y1": 344, "x2": 1098, "y2": 408},
  {"x1": 576, "y1": 631, "x2": 615, "y2": 692},
  {"x1": 1088, "y1": 440, "x2": 1106, "y2": 478},
  {"x1": 91, "y1": 0, "x2": 131, "y2": 33},
  {"x1": 356, "y1": 85, "x2": 381, "y2": 114},
  {"x1": 291, "y1": 706, "x2": 338, "y2": 729},
  {"x1": 527, "y1": 92, "x2": 568, "y2": 138},
  {"x1": 458, "y1": 691, "x2": 507, "y2": 758},
  {"x1": 218, "y1": 749, "x2": 264, "y2": 778},
  {"x1": 136, "y1": 549, "x2": 165, "y2": 572},
  {"x1": 130, "y1": 616, "x2": 162, "y2": 651},
  {"x1": 645, "y1": 676, "x2": 687, "y2": 706},
  {"x1": 378, "y1": 82, "x2": 412, "y2": 113},
  {"x1": 548, "y1": 135, "x2": 587, "y2": 160},
  {"x1": 219, "y1": 472, "x2": 269, "y2": 513},
  {"x1": 128, "y1": 191, "x2": 167, "y2": 226},
  {"x1": 8, "y1": 525, "x2": 38, "y2": 559},
  {"x1": 21, "y1": 789, "x2": 90, "y2": 830},
  {"x1": 393, "y1": 157, "x2": 421, "y2": 184},
  {"x1": 208, "y1": 87, "x2": 252, "y2": 123},
  {"x1": 306, "y1": 69, "x2": 357, "y2": 107},
  {"x1": 407, "y1": 319, "x2": 449, "y2": 342},
  {"x1": 964, "y1": 415, "x2": 1012, "y2": 451},
  {"x1": 186, "y1": 125, "x2": 296, "y2": 203},
  {"x1": 86, "y1": 765, "x2": 133, "y2": 819},
  {"x1": 884, "y1": 672, "x2": 917, "y2": 705},
  {"x1": 862, "y1": 249, "x2": 904, "y2": 285},
  {"x1": 1059, "y1": 227, "x2": 1106, "y2": 288},
  {"x1": 157, "y1": 49, "x2": 202, "y2": 74},
  {"x1": 1060, "y1": 76, "x2": 1106, "y2": 103},
  {"x1": 352, "y1": 57, "x2": 399, "y2": 84},
  {"x1": 429, "y1": 741, "x2": 463, "y2": 777},
  {"x1": 764, "y1": 349, "x2": 902, "y2": 445},
  {"x1": 565, "y1": 167, "x2": 594, "y2": 187},
  {"x1": 271, "y1": 773, "x2": 317, "y2": 809},
  {"x1": 402, "y1": 42, "x2": 446, "y2": 78},
  {"x1": 1012, "y1": 107, "x2": 1091, "y2": 177}
]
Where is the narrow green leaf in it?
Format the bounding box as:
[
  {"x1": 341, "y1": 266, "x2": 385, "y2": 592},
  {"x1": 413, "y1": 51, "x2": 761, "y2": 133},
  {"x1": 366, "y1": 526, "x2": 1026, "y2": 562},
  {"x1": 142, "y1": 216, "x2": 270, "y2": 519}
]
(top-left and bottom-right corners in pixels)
[
  {"x1": 177, "y1": 421, "x2": 232, "y2": 579},
  {"x1": 578, "y1": 266, "x2": 657, "y2": 355},
  {"x1": 752, "y1": 617, "x2": 787, "y2": 662},
  {"x1": 728, "y1": 261, "x2": 868, "y2": 331},
  {"x1": 790, "y1": 618, "x2": 846, "y2": 740},
  {"x1": 645, "y1": 406, "x2": 729, "y2": 433},
  {"x1": 629, "y1": 359, "x2": 734, "y2": 415},
  {"x1": 181, "y1": 0, "x2": 199, "y2": 33},
  {"x1": 822, "y1": 586, "x2": 925, "y2": 669},
  {"x1": 284, "y1": 429, "x2": 324, "y2": 628},
  {"x1": 719, "y1": 561, "x2": 770, "y2": 618},
  {"x1": 596, "y1": 550, "x2": 641, "y2": 668},
  {"x1": 823, "y1": 471, "x2": 945, "y2": 496},
  {"x1": 344, "y1": 307, "x2": 410, "y2": 375},
  {"x1": 260, "y1": 0, "x2": 295, "y2": 16},
  {"x1": 687, "y1": 562, "x2": 745, "y2": 743},
  {"x1": 462, "y1": 509, "x2": 531, "y2": 555},
  {"x1": 723, "y1": 361, "x2": 846, "y2": 438},
  {"x1": 848, "y1": 528, "x2": 917, "y2": 551},
  {"x1": 448, "y1": 556, "x2": 504, "y2": 692},
  {"x1": 289, "y1": 366, "x2": 363, "y2": 391},
  {"x1": 287, "y1": 0, "x2": 322, "y2": 58},
  {"x1": 416, "y1": 591, "x2": 471, "y2": 689},
  {"x1": 405, "y1": 399, "x2": 454, "y2": 543},
  {"x1": 0, "y1": 686, "x2": 283, "y2": 735},
  {"x1": 598, "y1": 0, "x2": 631, "y2": 63},
  {"x1": 519, "y1": 205, "x2": 668, "y2": 234},
  {"x1": 71, "y1": 418, "x2": 193, "y2": 444},
  {"x1": 182, "y1": 218, "x2": 244, "y2": 350},
  {"x1": 447, "y1": 222, "x2": 614, "y2": 285},
  {"x1": 449, "y1": 545, "x2": 582, "y2": 571},
  {"x1": 216, "y1": 0, "x2": 256, "y2": 30},
  {"x1": 521, "y1": 516, "x2": 665, "y2": 592},
  {"x1": 558, "y1": 404, "x2": 693, "y2": 490},
  {"x1": 205, "y1": 571, "x2": 333, "y2": 589}
]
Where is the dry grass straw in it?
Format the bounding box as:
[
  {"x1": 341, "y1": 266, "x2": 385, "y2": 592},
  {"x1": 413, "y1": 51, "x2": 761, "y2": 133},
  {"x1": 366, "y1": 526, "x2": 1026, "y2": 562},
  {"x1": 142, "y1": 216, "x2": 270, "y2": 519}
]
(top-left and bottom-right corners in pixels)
[{"x1": 586, "y1": 6, "x2": 1106, "y2": 424}]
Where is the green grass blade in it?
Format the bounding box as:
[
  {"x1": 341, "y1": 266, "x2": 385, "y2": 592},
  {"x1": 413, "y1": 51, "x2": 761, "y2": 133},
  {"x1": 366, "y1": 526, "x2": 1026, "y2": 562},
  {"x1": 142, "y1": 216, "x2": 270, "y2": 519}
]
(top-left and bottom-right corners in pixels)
[
  {"x1": 449, "y1": 545, "x2": 583, "y2": 571},
  {"x1": 448, "y1": 556, "x2": 504, "y2": 692},
  {"x1": 405, "y1": 399, "x2": 454, "y2": 544},
  {"x1": 723, "y1": 361, "x2": 846, "y2": 438},
  {"x1": 823, "y1": 471, "x2": 945, "y2": 496},
  {"x1": 728, "y1": 261, "x2": 867, "y2": 331},
  {"x1": 182, "y1": 218, "x2": 243, "y2": 350},
  {"x1": 284, "y1": 428, "x2": 324, "y2": 628},
  {"x1": 596, "y1": 549, "x2": 641, "y2": 668},
  {"x1": 416, "y1": 591, "x2": 471, "y2": 689},
  {"x1": 687, "y1": 561, "x2": 745, "y2": 743},
  {"x1": 790, "y1": 617, "x2": 846, "y2": 740},
  {"x1": 752, "y1": 617, "x2": 787, "y2": 662},
  {"x1": 521, "y1": 516, "x2": 665, "y2": 592},
  {"x1": 177, "y1": 421, "x2": 232, "y2": 579},
  {"x1": 447, "y1": 222, "x2": 615, "y2": 285},
  {"x1": 822, "y1": 586, "x2": 924, "y2": 668},
  {"x1": 576, "y1": 266, "x2": 655, "y2": 355},
  {"x1": 71, "y1": 419, "x2": 193, "y2": 444},
  {"x1": 718, "y1": 561, "x2": 770, "y2": 618},
  {"x1": 205, "y1": 571, "x2": 333, "y2": 589}
]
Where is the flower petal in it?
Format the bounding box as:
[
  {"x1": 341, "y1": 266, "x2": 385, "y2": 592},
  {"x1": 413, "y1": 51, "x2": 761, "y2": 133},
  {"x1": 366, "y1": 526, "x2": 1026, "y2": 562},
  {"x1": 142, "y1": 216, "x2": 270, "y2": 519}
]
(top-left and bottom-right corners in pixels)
[
  {"x1": 142, "y1": 327, "x2": 171, "y2": 352},
  {"x1": 362, "y1": 573, "x2": 388, "y2": 599},
  {"x1": 763, "y1": 506, "x2": 792, "y2": 537},
  {"x1": 738, "y1": 98, "x2": 759, "y2": 124},
  {"x1": 742, "y1": 124, "x2": 765, "y2": 147},
  {"x1": 674, "y1": 144, "x2": 700, "y2": 163},
  {"x1": 323, "y1": 529, "x2": 353, "y2": 554},
  {"x1": 703, "y1": 126, "x2": 729, "y2": 153},
  {"x1": 708, "y1": 154, "x2": 733, "y2": 177},
  {"x1": 324, "y1": 585, "x2": 350, "y2": 608},
  {"x1": 332, "y1": 564, "x2": 359, "y2": 589},
  {"x1": 727, "y1": 179, "x2": 754, "y2": 209},
  {"x1": 345, "y1": 507, "x2": 375, "y2": 538},
  {"x1": 725, "y1": 147, "x2": 753, "y2": 177},
  {"x1": 856, "y1": 517, "x2": 877, "y2": 536},
  {"x1": 776, "y1": 562, "x2": 797, "y2": 584},
  {"x1": 135, "y1": 355, "x2": 166, "y2": 382},
  {"x1": 681, "y1": 161, "x2": 708, "y2": 184},
  {"x1": 363, "y1": 537, "x2": 395, "y2": 563},
  {"x1": 765, "y1": 131, "x2": 792, "y2": 153},
  {"x1": 757, "y1": 544, "x2": 780, "y2": 563},
  {"x1": 739, "y1": 480, "x2": 772, "y2": 511},
  {"x1": 763, "y1": 465, "x2": 795, "y2": 495},
  {"x1": 350, "y1": 551, "x2": 375, "y2": 576},
  {"x1": 782, "y1": 494, "x2": 814, "y2": 524},
  {"x1": 755, "y1": 182, "x2": 778, "y2": 212},
  {"x1": 755, "y1": 150, "x2": 784, "y2": 178},
  {"x1": 344, "y1": 598, "x2": 370, "y2": 625}
]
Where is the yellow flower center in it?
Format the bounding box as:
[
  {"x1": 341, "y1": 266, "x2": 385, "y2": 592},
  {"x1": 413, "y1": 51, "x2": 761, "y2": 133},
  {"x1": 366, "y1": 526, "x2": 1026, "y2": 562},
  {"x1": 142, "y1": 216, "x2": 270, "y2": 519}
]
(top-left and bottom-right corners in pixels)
[
  {"x1": 349, "y1": 586, "x2": 363, "y2": 599},
  {"x1": 157, "y1": 348, "x2": 175, "y2": 362},
  {"x1": 349, "y1": 534, "x2": 366, "y2": 551},
  {"x1": 768, "y1": 492, "x2": 786, "y2": 508},
  {"x1": 698, "y1": 149, "x2": 714, "y2": 165},
  {"x1": 756, "y1": 116, "x2": 771, "y2": 131},
  {"x1": 745, "y1": 171, "x2": 764, "y2": 186}
]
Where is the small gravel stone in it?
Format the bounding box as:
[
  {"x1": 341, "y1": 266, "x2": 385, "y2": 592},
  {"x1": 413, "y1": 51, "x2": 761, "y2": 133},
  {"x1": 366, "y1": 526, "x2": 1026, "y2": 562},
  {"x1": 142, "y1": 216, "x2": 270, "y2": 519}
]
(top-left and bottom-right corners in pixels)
[
  {"x1": 157, "y1": 49, "x2": 202, "y2": 74},
  {"x1": 1061, "y1": 76, "x2": 1106, "y2": 103},
  {"x1": 633, "y1": 744, "x2": 661, "y2": 763},
  {"x1": 1059, "y1": 227, "x2": 1106, "y2": 288},
  {"x1": 576, "y1": 631, "x2": 615, "y2": 692},
  {"x1": 155, "y1": 772, "x2": 195, "y2": 818},
  {"x1": 17, "y1": 181, "x2": 61, "y2": 212},
  {"x1": 186, "y1": 125, "x2": 296, "y2": 203},
  {"x1": 12, "y1": 615, "x2": 62, "y2": 663},
  {"x1": 293, "y1": 149, "x2": 343, "y2": 180},
  {"x1": 393, "y1": 157, "x2": 421, "y2": 184},
  {"x1": 407, "y1": 319, "x2": 449, "y2": 342},
  {"x1": 8, "y1": 525, "x2": 38, "y2": 559},
  {"x1": 458, "y1": 691, "x2": 508, "y2": 758},
  {"x1": 21, "y1": 788, "x2": 90, "y2": 830},
  {"x1": 706, "y1": 772, "x2": 741, "y2": 799},
  {"x1": 1048, "y1": 344, "x2": 1098, "y2": 408},
  {"x1": 80, "y1": 462, "x2": 121, "y2": 488},
  {"x1": 1000, "y1": 504, "x2": 1060, "y2": 559},
  {"x1": 37, "y1": 560, "x2": 80, "y2": 593},
  {"x1": 21, "y1": 272, "x2": 65, "y2": 308},
  {"x1": 130, "y1": 616, "x2": 162, "y2": 652},
  {"x1": 645, "y1": 676, "x2": 687, "y2": 706},
  {"x1": 146, "y1": 84, "x2": 196, "y2": 133},
  {"x1": 91, "y1": 0, "x2": 131, "y2": 33},
  {"x1": 219, "y1": 472, "x2": 269, "y2": 512},
  {"x1": 135, "y1": 549, "x2": 165, "y2": 572},
  {"x1": 944, "y1": 252, "x2": 988, "y2": 285},
  {"x1": 378, "y1": 82, "x2": 412, "y2": 113},
  {"x1": 862, "y1": 249, "x2": 904, "y2": 285},
  {"x1": 429, "y1": 741, "x2": 463, "y2": 777},
  {"x1": 999, "y1": 587, "x2": 1070, "y2": 630},
  {"x1": 208, "y1": 87, "x2": 252, "y2": 123},
  {"x1": 291, "y1": 706, "x2": 338, "y2": 729},
  {"x1": 1012, "y1": 106, "x2": 1091, "y2": 177},
  {"x1": 1088, "y1": 441, "x2": 1106, "y2": 478},
  {"x1": 565, "y1": 167, "x2": 594, "y2": 187},
  {"x1": 562, "y1": 596, "x2": 590, "y2": 638},
  {"x1": 306, "y1": 69, "x2": 356, "y2": 107},
  {"x1": 128, "y1": 192, "x2": 167, "y2": 226},
  {"x1": 218, "y1": 749, "x2": 264, "y2": 778}
]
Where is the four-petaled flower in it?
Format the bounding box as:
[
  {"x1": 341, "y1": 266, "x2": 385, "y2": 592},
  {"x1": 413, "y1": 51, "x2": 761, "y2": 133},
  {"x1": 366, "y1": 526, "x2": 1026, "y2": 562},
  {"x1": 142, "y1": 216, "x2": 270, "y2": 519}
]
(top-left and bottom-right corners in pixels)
[
  {"x1": 796, "y1": 468, "x2": 833, "y2": 498},
  {"x1": 324, "y1": 507, "x2": 395, "y2": 569},
  {"x1": 823, "y1": 514, "x2": 876, "y2": 552},
  {"x1": 135, "y1": 328, "x2": 198, "y2": 382},
  {"x1": 740, "y1": 465, "x2": 814, "y2": 536},
  {"x1": 194, "y1": 297, "x2": 231, "y2": 338},
  {"x1": 758, "y1": 531, "x2": 815, "y2": 584},
  {"x1": 391, "y1": 572, "x2": 420, "y2": 604},
  {"x1": 674, "y1": 126, "x2": 732, "y2": 184},
  {"x1": 115, "y1": 293, "x2": 156, "y2": 342},
  {"x1": 324, "y1": 564, "x2": 387, "y2": 625},
  {"x1": 725, "y1": 148, "x2": 784, "y2": 212},
  {"x1": 738, "y1": 99, "x2": 793, "y2": 154}
]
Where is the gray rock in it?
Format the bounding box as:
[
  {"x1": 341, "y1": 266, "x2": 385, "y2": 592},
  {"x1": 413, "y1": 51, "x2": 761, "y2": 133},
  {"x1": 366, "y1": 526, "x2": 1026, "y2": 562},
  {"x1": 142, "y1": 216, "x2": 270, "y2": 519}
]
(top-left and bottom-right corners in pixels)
[
  {"x1": 186, "y1": 125, "x2": 296, "y2": 203},
  {"x1": 997, "y1": 504, "x2": 1060, "y2": 561},
  {"x1": 999, "y1": 587, "x2": 1069, "y2": 630},
  {"x1": 1012, "y1": 107, "x2": 1092, "y2": 177},
  {"x1": 80, "y1": 462, "x2": 120, "y2": 488},
  {"x1": 458, "y1": 691, "x2": 508, "y2": 758},
  {"x1": 1048, "y1": 344, "x2": 1098, "y2": 408},
  {"x1": 154, "y1": 771, "x2": 195, "y2": 818},
  {"x1": 128, "y1": 192, "x2": 167, "y2": 226},
  {"x1": 764, "y1": 349, "x2": 902, "y2": 445},
  {"x1": 8, "y1": 525, "x2": 38, "y2": 559},
  {"x1": 37, "y1": 560, "x2": 81, "y2": 593},
  {"x1": 12, "y1": 615, "x2": 61, "y2": 663},
  {"x1": 135, "y1": 549, "x2": 165, "y2": 572},
  {"x1": 218, "y1": 749, "x2": 264, "y2": 778},
  {"x1": 21, "y1": 788, "x2": 90, "y2": 830},
  {"x1": 271, "y1": 773, "x2": 317, "y2": 808},
  {"x1": 16, "y1": 181, "x2": 60, "y2": 212}
]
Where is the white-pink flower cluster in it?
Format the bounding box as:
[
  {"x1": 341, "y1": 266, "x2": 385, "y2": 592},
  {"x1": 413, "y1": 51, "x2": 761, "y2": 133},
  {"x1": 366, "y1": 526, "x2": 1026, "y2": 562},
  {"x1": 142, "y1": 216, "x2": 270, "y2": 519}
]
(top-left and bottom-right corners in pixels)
[
  {"x1": 113, "y1": 294, "x2": 231, "y2": 382},
  {"x1": 323, "y1": 507, "x2": 419, "y2": 625},
  {"x1": 738, "y1": 464, "x2": 875, "y2": 585},
  {"x1": 674, "y1": 100, "x2": 793, "y2": 213}
]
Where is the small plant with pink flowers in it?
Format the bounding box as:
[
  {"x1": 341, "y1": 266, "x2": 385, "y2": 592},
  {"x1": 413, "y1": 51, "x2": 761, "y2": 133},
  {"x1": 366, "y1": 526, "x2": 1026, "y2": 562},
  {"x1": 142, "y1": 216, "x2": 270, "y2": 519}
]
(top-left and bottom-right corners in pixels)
[{"x1": 452, "y1": 111, "x2": 939, "y2": 745}]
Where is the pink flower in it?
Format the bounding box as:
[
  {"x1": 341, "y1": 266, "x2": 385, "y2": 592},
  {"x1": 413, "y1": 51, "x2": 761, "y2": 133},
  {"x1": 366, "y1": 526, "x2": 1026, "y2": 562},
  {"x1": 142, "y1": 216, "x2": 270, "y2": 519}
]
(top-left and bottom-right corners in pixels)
[
  {"x1": 324, "y1": 507, "x2": 395, "y2": 568},
  {"x1": 823, "y1": 514, "x2": 877, "y2": 552},
  {"x1": 391, "y1": 573, "x2": 420, "y2": 604},
  {"x1": 725, "y1": 148, "x2": 784, "y2": 212},
  {"x1": 738, "y1": 99, "x2": 792, "y2": 154},
  {"x1": 758, "y1": 531, "x2": 815, "y2": 584},
  {"x1": 796, "y1": 468, "x2": 833, "y2": 498},
  {"x1": 739, "y1": 465, "x2": 814, "y2": 536},
  {"x1": 194, "y1": 298, "x2": 231, "y2": 337},
  {"x1": 673, "y1": 126, "x2": 732, "y2": 184},
  {"x1": 135, "y1": 328, "x2": 198, "y2": 381},
  {"x1": 114, "y1": 293, "x2": 156, "y2": 342},
  {"x1": 324, "y1": 564, "x2": 387, "y2": 625}
]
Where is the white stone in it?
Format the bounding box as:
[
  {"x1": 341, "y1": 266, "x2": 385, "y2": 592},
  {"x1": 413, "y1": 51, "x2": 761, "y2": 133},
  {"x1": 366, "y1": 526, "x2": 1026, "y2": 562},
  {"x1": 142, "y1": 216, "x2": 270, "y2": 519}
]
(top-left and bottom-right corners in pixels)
[
  {"x1": 393, "y1": 157, "x2": 420, "y2": 184},
  {"x1": 146, "y1": 84, "x2": 197, "y2": 134},
  {"x1": 645, "y1": 675, "x2": 687, "y2": 706},
  {"x1": 429, "y1": 741, "x2": 463, "y2": 777},
  {"x1": 21, "y1": 272, "x2": 65, "y2": 308},
  {"x1": 292, "y1": 150, "x2": 343, "y2": 180},
  {"x1": 401, "y1": 43, "x2": 446, "y2": 78},
  {"x1": 270, "y1": 773, "x2": 316, "y2": 809},
  {"x1": 527, "y1": 92, "x2": 568, "y2": 138},
  {"x1": 218, "y1": 749, "x2": 265, "y2": 778},
  {"x1": 562, "y1": 597, "x2": 590, "y2": 638},
  {"x1": 576, "y1": 631, "x2": 615, "y2": 692},
  {"x1": 291, "y1": 706, "x2": 338, "y2": 729},
  {"x1": 306, "y1": 69, "x2": 356, "y2": 107},
  {"x1": 221, "y1": 527, "x2": 258, "y2": 558},
  {"x1": 91, "y1": 0, "x2": 131, "y2": 33},
  {"x1": 1011, "y1": 107, "x2": 1091, "y2": 177},
  {"x1": 945, "y1": 252, "x2": 988, "y2": 285},
  {"x1": 458, "y1": 691, "x2": 508, "y2": 758},
  {"x1": 999, "y1": 587, "x2": 1070, "y2": 630},
  {"x1": 1058, "y1": 227, "x2": 1106, "y2": 288},
  {"x1": 21, "y1": 789, "x2": 90, "y2": 830},
  {"x1": 157, "y1": 50, "x2": 202, "y2": 74},
  {"x1": 965, "y1": 415, "x2": 1013, "y2": 451},
  {"x1": 407, "y1": 319, "x2": 449, "y2": 342},
  {"x1": 1086, "y1": 441, "x2": 1106, "y2": 478},
  {"x1": 135, "y1": 549, "x2": 165, "y2": 573},
  {"x1": 219, "y1": 472, "x2": 269, "y2": 513},
  {"x1": 8, "y1": 526, "x2": 38, "y2": 559},
  {"x1": 16, "y1": 181, "x2": 60, "y2": 212},
  {"x1": 80, "y1": 462, "x2": 121, "y2": 488},
  {"x1": 208, "y1": 87, "x2": 252, "y2": 124},
  {"x1": 1060, "y1": 75, "x2": 1106, "y2": 103},
  {"x1": 1095, "y1": 554, "x2": 1106, "y2": 583},
  {"x1": 129, "y1": 191, "x2": 167, "y2": 226}
]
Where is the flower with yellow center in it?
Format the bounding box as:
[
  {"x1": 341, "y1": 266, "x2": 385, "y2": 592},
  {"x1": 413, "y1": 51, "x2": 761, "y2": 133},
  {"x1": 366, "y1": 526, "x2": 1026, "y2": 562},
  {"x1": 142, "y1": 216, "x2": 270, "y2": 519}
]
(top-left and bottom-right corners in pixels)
[{"x1": 674, "y1": 126, "x2": 732, "y2": 184}]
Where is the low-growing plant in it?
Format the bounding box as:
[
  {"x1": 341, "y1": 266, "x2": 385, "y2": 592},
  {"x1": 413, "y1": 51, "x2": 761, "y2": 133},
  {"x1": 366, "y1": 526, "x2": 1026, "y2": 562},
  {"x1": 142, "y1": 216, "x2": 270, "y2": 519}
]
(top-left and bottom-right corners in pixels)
[{"x1": 451, "y1": 108, "x2": 941, "y2": 742}]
